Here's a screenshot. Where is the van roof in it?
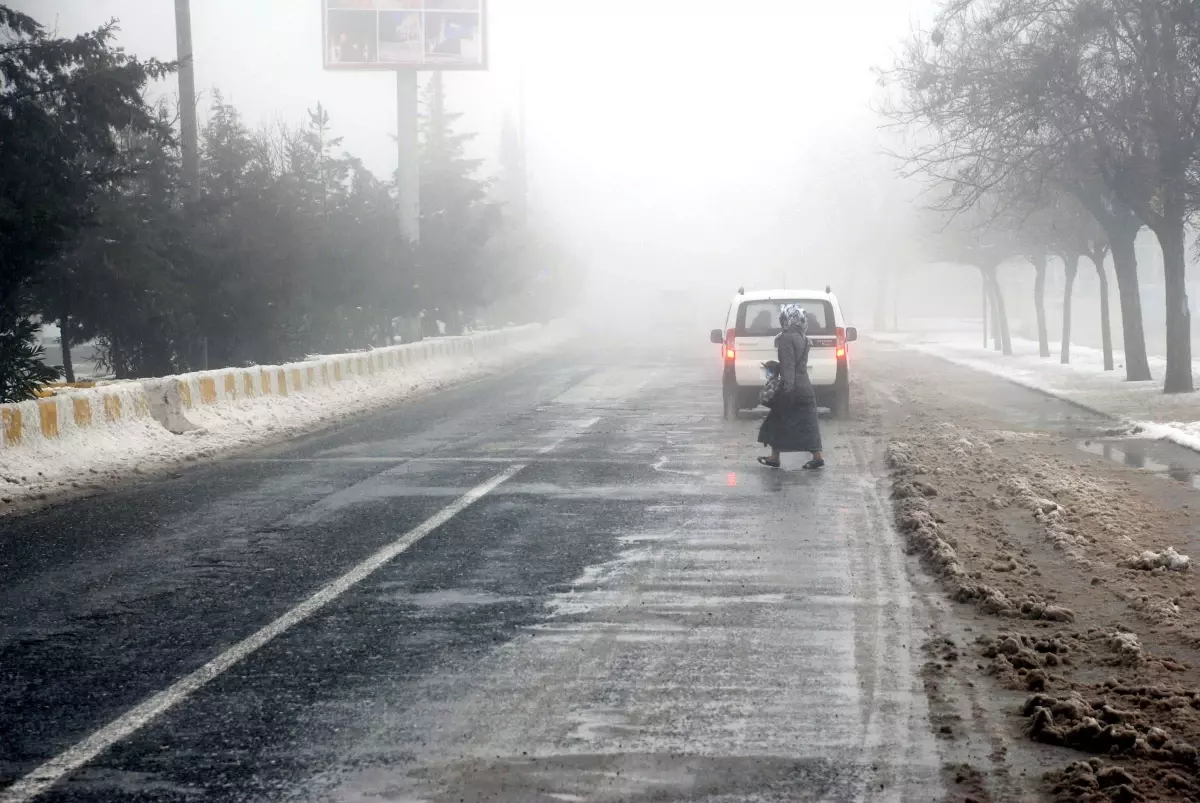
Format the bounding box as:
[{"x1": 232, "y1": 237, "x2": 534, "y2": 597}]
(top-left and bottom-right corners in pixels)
[{"x1": 734, "y1": 289, "x2": 834, "y2": 302}]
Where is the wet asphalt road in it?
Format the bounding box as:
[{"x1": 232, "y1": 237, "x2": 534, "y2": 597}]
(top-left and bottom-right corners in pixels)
[{"x1": 0, "y1": 342, "x2": 944, "y2": 802}]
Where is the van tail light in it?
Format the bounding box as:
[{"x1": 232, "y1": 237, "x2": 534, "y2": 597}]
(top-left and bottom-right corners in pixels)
[
  {"x1": 724, "y1": 329, "x2": 736, "y2": 362},
  {"x1": 836, "y1": 327, "x2": 847, "y2": 359}
]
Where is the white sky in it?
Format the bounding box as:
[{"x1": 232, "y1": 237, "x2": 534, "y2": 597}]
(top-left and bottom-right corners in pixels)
[{"x1": 14, "y1": 0, "x2": 936, "y2": 318}]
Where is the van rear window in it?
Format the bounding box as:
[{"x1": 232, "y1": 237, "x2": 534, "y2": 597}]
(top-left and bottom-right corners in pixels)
[{"x1": 736, "y1": 300, "x2": 834, "y2": 337}]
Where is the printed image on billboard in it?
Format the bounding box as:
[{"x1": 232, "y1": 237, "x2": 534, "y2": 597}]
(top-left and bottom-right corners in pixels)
[
  {"x1": 327, "y1": 10, "x2": 378, "y2": 65},
  {"x1": 379, "y1": 10, "x2": 423, "y2": 64},
  {"x1": 424, "y1": 10, "x2": 482, "y2": 65},
  {"x1": 323, "y1": 0, "x2": 485, "y2": 70}
]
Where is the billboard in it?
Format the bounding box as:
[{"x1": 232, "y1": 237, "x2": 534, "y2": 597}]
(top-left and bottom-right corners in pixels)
[{"x1": 323, "y1": 0, "x2": 487, "y2": 71}]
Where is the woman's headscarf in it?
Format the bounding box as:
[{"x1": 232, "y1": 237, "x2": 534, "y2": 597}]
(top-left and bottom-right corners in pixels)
[{"x1": 780, "y1": 304, "x2": 808, "y2": 335}]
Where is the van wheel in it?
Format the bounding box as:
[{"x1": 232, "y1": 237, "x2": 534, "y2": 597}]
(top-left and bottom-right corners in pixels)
[
  {"x1": 833, "y1": 378, "x2": 851, "y2": 419},
  {"x1": 723, "y1": 385, "x2": 740, "y2": 420}
]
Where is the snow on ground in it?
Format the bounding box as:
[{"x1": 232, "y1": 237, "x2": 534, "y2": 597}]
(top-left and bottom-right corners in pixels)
[
  {"x1": 0, "y1": 326, "x2": 570, "y2": 513},
  {"x1": 874, "y1": 322, "x2": 1200, "y2": 453}
]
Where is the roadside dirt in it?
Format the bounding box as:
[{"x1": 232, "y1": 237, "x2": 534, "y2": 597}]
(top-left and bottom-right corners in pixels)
[{"x1": 861, "y1": 343, "x2": 1200, "y2": 803}]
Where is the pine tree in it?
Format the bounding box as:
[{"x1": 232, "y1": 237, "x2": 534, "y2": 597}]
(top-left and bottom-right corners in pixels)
[
  {"x1": 0, "y1": 5, "x2": 175, "y2": 396},
  {"x1": 1, "y1": 5, "x2": 511, "y2": 387},
  {"x1": 419, "y1": 72, "x2": 500, "y2": 333},
  {"x1": 0, "y1": 318, "x2": 59, "y2": 402}
]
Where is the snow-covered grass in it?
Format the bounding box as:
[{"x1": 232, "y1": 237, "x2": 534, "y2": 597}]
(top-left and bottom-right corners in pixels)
[
  {"x1": 874, "y1": 324, "x2": 1200, "y2": 453},
  {"x1": 0, "y1": 324, "x2": 571, "y2": 513}
]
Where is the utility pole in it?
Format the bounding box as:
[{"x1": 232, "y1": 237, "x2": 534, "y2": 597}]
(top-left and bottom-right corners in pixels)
[
  {"x1": 516, "y1": 66, "x2": 528, "y2": 226},
  {"x1": 174, "y1": 0, "x2": 199, "y2": 201},
  {"x1": 396, "y1": 72, "x2": 420, "y2": 244},
  {"x1": 395, "y1": 71, "x2": 421, "y2": 343},
  {"x1": 174, "y1": 0, "x2": 205, "y2": 368}
]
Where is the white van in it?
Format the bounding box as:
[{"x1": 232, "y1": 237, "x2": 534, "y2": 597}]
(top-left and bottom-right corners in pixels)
[{"x1": 710, "y1": 288, "x2": 858, "y2": 419}]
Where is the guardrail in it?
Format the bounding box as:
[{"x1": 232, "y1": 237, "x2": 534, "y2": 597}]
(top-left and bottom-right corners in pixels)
[{"x1": 1, "y1": 326, "x2": 543, "y2": 450}]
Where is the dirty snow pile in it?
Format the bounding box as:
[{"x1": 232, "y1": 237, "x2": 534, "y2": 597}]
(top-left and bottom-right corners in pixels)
[
  {"x1": 886, "y1": 440, "x2": 1075, "y2": 623},
  {"x1": 0, "y1": 326, "x2": 571, "y2": 510},
  {"x1": 1123, "y1": 547, "x2": 1192, "y2": 572}
]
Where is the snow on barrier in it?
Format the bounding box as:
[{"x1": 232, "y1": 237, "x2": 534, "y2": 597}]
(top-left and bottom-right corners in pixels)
[
  {"x1": 0, "y1": 325, "x2": 550, "y2": 451},
  {"x1": 0, "y1": 380, "x2": 153, "y2": 450}
]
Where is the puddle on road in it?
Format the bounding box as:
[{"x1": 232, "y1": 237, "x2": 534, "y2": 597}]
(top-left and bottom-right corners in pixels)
[{"x1": 1078, "y1": 438, "x2": 1200, "y2": 490}]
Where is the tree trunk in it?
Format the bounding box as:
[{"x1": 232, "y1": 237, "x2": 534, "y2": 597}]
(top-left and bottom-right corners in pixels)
[
  {"x1": 445, "y1": 308, "x2": 464, "y2": 336},
  {"x1": 112, "y1": 334, "x2": 126, "y2": 380},
  {"x1": 874, "y1": 270, "x2": 889, "y2": 332},
  {"x1": 981, "y1": 268, "x2": 1000, "y2": 350},
  {"x1": 982, "y1": 274, "x2": 989, "y2": 349},
  {"x1": 1061, "y1": 253, "x2": 1078, "y2": 364},
  {"x1": 1156, "y1": 216, "x2": 1193, "y2": 393},
  {"x1": 1032, "y1": 254, "x2": 1050, "y2": 358},
  {"x1": 1091, "y1": 250, "x2": 1114, "y2": 371},
  {"x1": 59, "y1": 318, "x2": 75, "y2": 383},
  {"x1": 1109, "y1": 230, "x2": 1152, "y2": 381},
  {"x1": 982, "y1": 264, "x2": 1012, "y2": 355},
  {"x1": 58, "y1": 268, "x2": 75, "y2": 383},
  {"x1": 380, "y1": 314, "x2": 393, "y2": 347}
]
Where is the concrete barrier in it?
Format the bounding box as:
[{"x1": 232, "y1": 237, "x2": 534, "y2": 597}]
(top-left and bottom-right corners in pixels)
[
  {"x1": 0, "y1": 381, "x2": 152, "y2": 449},
  {"x1": 0, "y1": 324, "x2": 555, "y2": 451}
]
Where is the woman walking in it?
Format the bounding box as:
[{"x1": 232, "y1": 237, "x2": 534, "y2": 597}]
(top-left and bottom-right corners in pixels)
[{"x1": 757, "y1": 304, "x2": 825, "y2": 470}]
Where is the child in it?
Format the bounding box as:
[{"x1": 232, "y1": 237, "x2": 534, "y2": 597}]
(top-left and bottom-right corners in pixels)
[{"x1": 759, "y1": 360, "x2": 782, "y2": 409}]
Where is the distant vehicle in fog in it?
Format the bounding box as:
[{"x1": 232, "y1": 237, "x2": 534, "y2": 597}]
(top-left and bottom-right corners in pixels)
[{"x1": 710, "y1": 287, "x2": 857, "y2": 419}]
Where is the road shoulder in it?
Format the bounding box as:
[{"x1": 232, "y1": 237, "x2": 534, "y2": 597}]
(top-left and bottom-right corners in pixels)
[{"x1": 861, "y1": 342, "x2": 1200, "y2": 802}]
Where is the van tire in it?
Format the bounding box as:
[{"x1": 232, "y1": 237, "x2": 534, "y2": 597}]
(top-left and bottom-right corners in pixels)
[
  {"x1": 723, "y1": 383, "x2": 740, "y2": 420},
  {"x1": 832, "y1": 377, "x2": 851, "y2": 419}
]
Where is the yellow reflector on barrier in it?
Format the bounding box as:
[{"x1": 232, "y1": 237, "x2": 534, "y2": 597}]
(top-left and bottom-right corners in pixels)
[
  {"x1": 2, "y1": 408, "x2": 20, "y2": 446},
  {"x1": 73, "y1": 398, "x2": 93, "y2": 428},
  {"x1": 103, "y1": 395, "x2": 122, "y2": 423},
  {"x1": 199, "y1": 377, "x2": 218, "y2": 405},
  {"x1": 38, "y1": 400, "x2": 60, "y2": 439}
]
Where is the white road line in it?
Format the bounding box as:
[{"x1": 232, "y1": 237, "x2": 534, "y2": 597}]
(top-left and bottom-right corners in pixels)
[
  {"x1": 537, "y1": 417, "x2": 601, "y2": 455},
  {"x1": 229, "y1": 455, "x2": 627, "y2": 465},
  {"x1": 0, "y1": 464, "x2": 527, "y2": 803}
]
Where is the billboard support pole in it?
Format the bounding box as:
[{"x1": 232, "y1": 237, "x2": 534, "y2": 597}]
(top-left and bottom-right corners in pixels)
[
  {"x1": 174, "y1": 0, "x2": 199, "y2": 202},
  {"x1": 396, "y1": 71, "x2": 420, "y2": 245}
]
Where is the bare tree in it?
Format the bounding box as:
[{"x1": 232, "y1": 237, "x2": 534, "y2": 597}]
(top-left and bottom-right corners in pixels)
[
  {"x1": 1059, "y1": 250, "x2": 1079, "y2": 364},
  {"x1": 1056, "y1": 0, "x2": 1200, "y2": 391},
  {"x1": 880, "y1": 0, "x2": 1158, "y2": 382},
  {"x1": 1047, "y1": 195, "x2": 1115, "y2": 368},
  {"x1": 1085, "y1": 237, "x2": 1115, "y2": 371},
  {"x1": 919, "y1": 204, "x2": 1019, "y2": 354},
  {"x1": 1027, "y1": 192, "x2": 1113, "y2": 367}
]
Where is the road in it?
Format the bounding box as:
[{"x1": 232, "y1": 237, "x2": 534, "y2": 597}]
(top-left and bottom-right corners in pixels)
[{"x1": 2, "y1": 341, "x2": 966, "y2": 802}]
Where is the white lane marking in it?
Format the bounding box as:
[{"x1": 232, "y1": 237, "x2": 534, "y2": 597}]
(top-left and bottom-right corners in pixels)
[
  {"x1": 651, "y1": 456, "x2": 703, "y2": 477},
  {"x1": 0, "y1": 464, "x2": 527, "y2": 803},
  {"x1": 229, "y1": 455, "x2": 627, "y2": 465},
  {"x1": 537, "y1": 417, "x2": 601, "y2": 455}
]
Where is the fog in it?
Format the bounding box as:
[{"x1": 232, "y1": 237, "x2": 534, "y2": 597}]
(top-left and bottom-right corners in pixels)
[{"x1": 14, "y1": 0, "x2": 958, "y2": 338}]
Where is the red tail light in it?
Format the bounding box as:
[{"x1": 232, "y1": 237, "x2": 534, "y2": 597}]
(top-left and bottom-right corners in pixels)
[
  {"x1": 835, "y1": 327, "x2": 847, "y2": 359},
  {"x1": 724, "y1": 329, "x2": 736, "y2": 362}
]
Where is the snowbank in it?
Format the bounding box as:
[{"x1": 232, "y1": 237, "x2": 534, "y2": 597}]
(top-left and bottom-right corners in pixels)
[
  {"x1": 873, "y1": 328, "x2": 1200, "y2": 454},
  {"x1": 0, "y1": 324, "x2": 570, "y2": 511}
]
